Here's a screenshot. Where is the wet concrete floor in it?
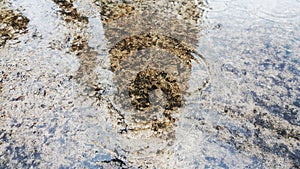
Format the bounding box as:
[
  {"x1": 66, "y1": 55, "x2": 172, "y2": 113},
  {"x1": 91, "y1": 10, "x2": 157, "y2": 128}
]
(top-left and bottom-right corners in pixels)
[{"x1": 0, "y1": 0, "x2": 300, "y2": 168}]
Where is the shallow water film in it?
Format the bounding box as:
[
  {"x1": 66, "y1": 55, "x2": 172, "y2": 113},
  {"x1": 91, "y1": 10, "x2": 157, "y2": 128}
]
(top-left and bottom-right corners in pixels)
[{"x1": 0, "y1": 0, "x2": 299, "y2": 168}]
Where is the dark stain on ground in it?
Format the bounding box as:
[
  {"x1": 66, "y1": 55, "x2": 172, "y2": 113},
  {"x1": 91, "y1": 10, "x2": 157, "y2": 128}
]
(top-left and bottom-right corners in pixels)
[
  {"x1": 108, "y1": 33, "x2": 208, "y2": 137},
  {"x1": 252, "y1": 112, "x2": 300, "y2": 141},
  {"x1": 52, "y1": 0, "x2": 88, "y2": 23},
  {"x1": 109, "y1": 33, "x2": 200, "y2": 72},
  {"x1": 128, "y1": 68, "x2": 182, "y2": 111},
  {"x1": 99, "y1": 0, "x2": 135, "y2": 23},
  {"x1": 0, "y1": 71, "x2": 9, "y2": 95},
  {"x1": 70, "y1": 35, "x2": 88, "y2": 51},
  {"x1": 107, "y1": 98, "x2": 175, "y2": 138},
  {"x1": 0, "y1": 82, "x2": 2, "y2": 94},
  {"x1": 98, "y1": 1, "x2": 208, "y2": 165},
  {"x1": 51, "y1": 0, "x2": 99, "y2": 88},
  {"x1": 293, "y1": 98, "x2": 300, "y2": 108},
  {"x1": 0, "y1": 9, "x2": 29, "y2": 47},
  {"x1": 102, "y1": 158, "x2": 126, "y2": 168},
  {"x1": 5, "y1": 145, "x2": 41, "y2": 168},
  {"x1": 0, "y1": 129, "x2": 41, "y2": 168},
  {"x1": 99, "y1": 0, "x2": 203, "y2": 24},
  {"x1": 108, "y1": 33, "x2": 195, "y2": 140},
  {"x1": 251, "y1": 91, "x2": 299, "y2": 126},
  {"x1": 220, "y1": 107, "x2": 300, "y2": 168},
  {"x1": 71, "y1": 35, "x2": 99, "y2": 86},
  {"x1": 253, "y1": 129, "x2": 300, "y2": 168}
]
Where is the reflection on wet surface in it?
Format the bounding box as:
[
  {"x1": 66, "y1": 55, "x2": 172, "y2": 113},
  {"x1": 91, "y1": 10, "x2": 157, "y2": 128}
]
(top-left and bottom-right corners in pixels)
[
  {"x1": 109, "y1": 33, "x2": 200, "y2": 71},
  {"x1": 99, "y1": 0, "x2": 209, "y2": 165},
  {"x1": 52, "y1": 0, "x2": 100, "y2": 89},
  {"x1": 0, "y1": 0, "x2": 300, "y2": 168}
]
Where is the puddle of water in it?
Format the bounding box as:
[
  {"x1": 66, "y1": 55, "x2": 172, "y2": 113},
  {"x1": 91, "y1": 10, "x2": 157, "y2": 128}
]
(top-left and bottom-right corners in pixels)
[{"x1": 0, "y1": 0, "x2": 299, "y2": 168}]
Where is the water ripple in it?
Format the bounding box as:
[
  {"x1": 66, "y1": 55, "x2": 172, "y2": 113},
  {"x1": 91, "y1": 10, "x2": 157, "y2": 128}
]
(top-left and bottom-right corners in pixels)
[{"x1": 253, "y1": 0, "x2": 300, "y2": 22}]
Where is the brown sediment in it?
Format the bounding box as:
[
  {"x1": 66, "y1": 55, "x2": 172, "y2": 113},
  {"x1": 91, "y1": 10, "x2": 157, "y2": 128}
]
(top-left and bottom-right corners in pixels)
[
  {"x1": 99, "y1": 0, "x2": 203, "y2": 24},
  {"x1": 98, "y1": 1, "x2": 208, "y2": 163},
  {"x1": 0, "y1": 9, "x2": 29, "y2": 47},
  {"x1": 107, "y1": 97, "x2": 176, "y2": 139},
  {"x1": 100, "y1": 0, "x2": 206, "y2": 125},
  {"x1": 0, "y1": 82, "x2": 2, "y2": 94},
  {"x1": 70, "y1": 34, "x2": 99, "y2": 86},
  {"x1": 52, "y1": 0, "x2": 88, "y2": 23},
  {"x1": 52, "y1": 0, "x2": 98, "y2": 87},
  {"x1": 109, "y1": 33, "x2": 199, "y2": 72},
  {"x1": 128, "y1": 68, "x2": 182, "y2": 111},
  {"x1": 74, "y1": 48, "x2": 99, "y2": 85},
  {"x1": 99, "y1": 0, "x2": 204, "y2": 48},
  {"x1": 99, "y1": 1, "x2": 135, "y2": 23},
  {"x1": 70, "y1": 34, "x2": 88, "y2": 51}
]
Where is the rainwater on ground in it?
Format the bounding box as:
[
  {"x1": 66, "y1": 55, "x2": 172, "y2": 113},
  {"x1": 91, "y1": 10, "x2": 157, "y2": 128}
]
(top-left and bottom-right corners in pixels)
[{"x1": 0, "y1": 0, "x2": 299, "y2": 168}]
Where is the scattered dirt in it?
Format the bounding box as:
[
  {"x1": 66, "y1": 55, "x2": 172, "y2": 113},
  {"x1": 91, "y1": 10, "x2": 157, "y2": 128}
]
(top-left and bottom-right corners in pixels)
[
  {"x1": 52, "y1": 0, "x2": 88, "y2": 23},
  {"x1": 98, "y1": 1, "x2": 209, "y2": 165},
  {"x1": 0, "y1": 82, "x2": 2, "y2": 94},
  {"x1": 109, "y1": 33, "x2": 199, "y2": 72},
  {"x1": 0, "y1": 9, "x2": 29, "y2": 47},
  {"x1": 128, "y1": 68, "x2": 182, "y2": 111},
  {"x1": 51, "y1": 0, "x2": 98, "y2": 88},
  {"x1": 99, "y1": 0, "x2": 135, "y2": 23},
  {"x1": 1, "y1": 0, "x2": 299, "y2": 168}
]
